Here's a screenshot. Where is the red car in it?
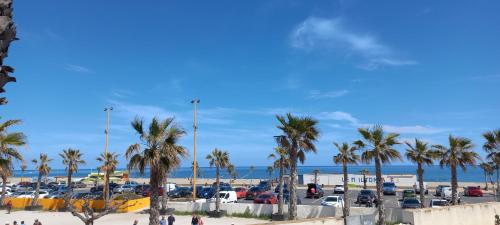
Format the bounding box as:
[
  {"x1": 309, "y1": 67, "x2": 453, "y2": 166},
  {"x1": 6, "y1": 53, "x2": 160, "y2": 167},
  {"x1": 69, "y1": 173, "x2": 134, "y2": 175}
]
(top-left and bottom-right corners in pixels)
[
  {"x1": 142, "y1": 186, "x2": 164, "y2": 197},
  {"x1": 245, "y1": 187, "x2": 266, "y2": 200},
  {"x1": 253, "y1": 193, "x2": 278, "y2": 204},
  {"x1": 464, "y1": 186, "x2": 483, "y2": 197},
  {"x1": 235, "y1": 187, "x2": 248, "y2": 199}
]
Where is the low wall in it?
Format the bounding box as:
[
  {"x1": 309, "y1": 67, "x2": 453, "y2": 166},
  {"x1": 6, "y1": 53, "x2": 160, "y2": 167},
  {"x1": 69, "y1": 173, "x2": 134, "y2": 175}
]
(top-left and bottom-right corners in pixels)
[
  {"x1": 404, "y1": 202, "x2": 500, "y2": 225},
  {"x1": 3, "y1": 197, "x2": 149, "y2": 213}
]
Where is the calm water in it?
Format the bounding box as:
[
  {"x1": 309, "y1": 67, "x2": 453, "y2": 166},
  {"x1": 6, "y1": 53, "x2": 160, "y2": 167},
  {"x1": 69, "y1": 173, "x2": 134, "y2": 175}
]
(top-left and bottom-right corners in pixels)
[{"x1": 12, "y1": 165, "x2": 487, "y2": 182}]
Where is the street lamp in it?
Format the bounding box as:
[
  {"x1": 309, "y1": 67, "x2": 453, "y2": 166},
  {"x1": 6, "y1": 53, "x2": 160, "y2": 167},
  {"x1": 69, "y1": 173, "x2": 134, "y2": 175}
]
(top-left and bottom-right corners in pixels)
[
  {"x1": 191, "y1": 99, "x2": 200, "y2": 201},
  {"x1": 103, "y1": 107, "x2": 113, "y2": 202}
]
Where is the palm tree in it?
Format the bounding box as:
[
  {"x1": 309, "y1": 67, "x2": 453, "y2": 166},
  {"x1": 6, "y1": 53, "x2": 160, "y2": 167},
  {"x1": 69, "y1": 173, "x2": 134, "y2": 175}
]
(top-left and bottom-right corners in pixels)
[
  {"x1": 333, "y1": 142, "x2": 359, "y2": 225},
  {"x1": 479, "y1": 162, "x2": 494, "y2": 191},
  {"x1": 405, "y1": 139, "x2": 438, "y2": 208},
  {"x1": 268, "y1": 144, "x2": 290, "y2": 216},
  {"x1": 20, "y1": 161, "x2": 26, "y2": 182},
  {"x1": 60, "y1": 148, "x2": 85, "y2": 202},
  {"x1": 126, "y1": 117, "x2": 187, "y2": 225},
  {"x1": 355, "y1": 125, "x2": 401, "y2": 225},
  {"x1": 312, "y1": 169, "x2": 320, "y2": 184},
  {"x1": 206, "y1": 148, "x2": 232, "y2": 214},
  {"x1": 483, "y1": 130, "x2": 500, "y2": 196},
  {"x1": 0, "y1": 119, "x2": 26, "y2": 204},
  {"x1": 360, "y1": 169, "x2": 369, "y2": 189},
  {"x1": 266, "y1": 166, "x2": 274, "y2": 181},
  {"x1": 276, "y1": 113, "x2": 319, "y2": 220},
  {"x1": 96, "y1": 152, "x2": 119, "y2": 205},
  {"x1": 31, "y1": 153, "x2": 52, "y2": 206},
  {"x1": 434, "y1": 135, "x2": 479, "y2": 205}
]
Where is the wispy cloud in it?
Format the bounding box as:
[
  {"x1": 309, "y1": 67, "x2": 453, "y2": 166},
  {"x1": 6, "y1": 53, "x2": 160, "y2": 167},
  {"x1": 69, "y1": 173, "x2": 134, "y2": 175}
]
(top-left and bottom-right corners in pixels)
[
  {"x1": 383, "y1": 125, "x2": 446, "y2": 135},
  {"x1": 290, "y1": 17, "x2": 417, "y2": 70},
  {"x1": 308, "y1": 89, "x2": 349, "y2": 99},
  {"x1": 65, "y1": 64, "x2": 93, "y2": 73}
]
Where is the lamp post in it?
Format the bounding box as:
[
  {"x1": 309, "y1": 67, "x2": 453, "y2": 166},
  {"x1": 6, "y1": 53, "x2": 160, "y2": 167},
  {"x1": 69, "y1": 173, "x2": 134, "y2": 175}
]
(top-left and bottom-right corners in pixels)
[
  {"x1": 103, "y1": 107, "x2": 113, "y2": 202},
  {"x1": 191, "y1": 99, "x2": 200, "y2": 201}
]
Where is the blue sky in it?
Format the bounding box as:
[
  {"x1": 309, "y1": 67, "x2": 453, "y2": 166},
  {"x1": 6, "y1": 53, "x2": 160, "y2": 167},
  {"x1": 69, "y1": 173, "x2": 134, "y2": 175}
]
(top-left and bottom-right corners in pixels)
[{"x1": 2, "y1": 0, "x2": 500, "y2": 169}]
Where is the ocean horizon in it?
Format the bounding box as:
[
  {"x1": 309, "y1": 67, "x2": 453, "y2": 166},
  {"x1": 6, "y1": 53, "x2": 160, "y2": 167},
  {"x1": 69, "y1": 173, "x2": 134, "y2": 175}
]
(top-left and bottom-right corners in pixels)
[{"x1": 11, "y1": 165, "x2": 488, "y2": 183}]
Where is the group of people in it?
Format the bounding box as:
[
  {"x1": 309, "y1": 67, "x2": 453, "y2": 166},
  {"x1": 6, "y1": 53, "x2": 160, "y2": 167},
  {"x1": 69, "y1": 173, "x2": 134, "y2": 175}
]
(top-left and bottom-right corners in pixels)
[
  {"x1": 132, "y1": 214, "x2": 203, "y2": 225},
  {"x1": 5, "y1": 219, "x2": 42, "y2": 225}
]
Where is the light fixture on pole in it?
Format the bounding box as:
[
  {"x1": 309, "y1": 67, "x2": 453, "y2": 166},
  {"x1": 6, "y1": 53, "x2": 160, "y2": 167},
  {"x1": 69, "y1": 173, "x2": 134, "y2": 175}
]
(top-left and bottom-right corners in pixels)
[{"x1": 191, "y1": 99, "x2": 200, "y2": 201}]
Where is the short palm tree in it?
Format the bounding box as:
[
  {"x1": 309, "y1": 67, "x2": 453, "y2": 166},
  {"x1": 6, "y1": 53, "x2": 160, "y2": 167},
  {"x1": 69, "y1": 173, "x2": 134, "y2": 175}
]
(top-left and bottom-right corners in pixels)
[
  {"x1": 276, "y1": 113, "x2": 319, "y2": 220},
  {"x1": 0, "y1": 119, "x2": 26, "y2": 204},
  {"x1": 96, "y1": 152, "x2": 119, "y2": 205},
  {"x1": 32, "y1": 153, "x2": 52, "y2": 206},
  {"x1": 360, "y1": 169, "x2": 369, "y2": 189},
  {"x1": 405, "y1": 139, "x2": 438, "y2": 208},
  {"x1": 355, "y1": 125, "x2": 401, "y2": 225},
  {"x1": 206, "y1": 148, "x2": 232, "y2": 214},
  {"x1": 483, "y1": 130, "x2": 500, "y2": 195},
  {"x1": 268, "y1": 145, "x2": 290, "y2": 216},
  {"x1": 266, "y1": 166, "x2": 274, "y2": 180},
  {"x1": 126, "y1": 117, "x2": 187, "y2": 225},
  {"x1": 333, "y1": 142, "x2": 359, "y2": 224},
  {"x1": 60, "y1": 148, "x2": 85, "y2": 202},
  {"x1": 479, "y1": 162, "x2": 494, "y2": 191},
  {"x1": 434, "y1": 135, "x2": 479, "y2": 205}
]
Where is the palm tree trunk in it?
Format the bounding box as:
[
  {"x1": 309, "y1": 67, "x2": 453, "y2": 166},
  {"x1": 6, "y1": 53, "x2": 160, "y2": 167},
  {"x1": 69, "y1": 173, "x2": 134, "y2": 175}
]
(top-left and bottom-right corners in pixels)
[
  {"x1": 32, "y1": 172, "x2": 42, "y2": 206},
  {"x1": 161, "y1": 176, "x2": 168, "y2": 211},
  {"x1": 342, "y1": 161, "x2": 349, "y2": 225},
  {"x1": 149, "y1": 166, "x2": 160, "y2": 225},
  {"x1": 215, "y1": 166, "x2": 221, "y2": 212},
  {"x1": 497, "y1": 166, "x2": 499, "y2": 201},
  {"x1": 363, "y1": 174, "x2": 367, "y2": 190},
  {"x1": 417, "y1": 163, "x2": 425, "y2": 208},
  {"x1": 278, "y1": 158, "x2": 284, "y2": 215},
  {"x1": 451, "y1": 164, "x2": 458, "y2": 205},
  {"x1": 289, "y1": 150, "x2": 298, "y2": 220},
  {"x1": 105, "y1": 170, "x2": 111, "y2": 208},
  {"x1": 484, "y1": 170, "x2": 489, "y2": 191},
  {"x1": 0, "y1": 175, "x2": 7, "y2": 205},
  {"x1": 66, "y1": 168, "x2": 73, "y2": 204},
  {"x1": 375, "y1": 157, "x2": 384, "y2": 225}
]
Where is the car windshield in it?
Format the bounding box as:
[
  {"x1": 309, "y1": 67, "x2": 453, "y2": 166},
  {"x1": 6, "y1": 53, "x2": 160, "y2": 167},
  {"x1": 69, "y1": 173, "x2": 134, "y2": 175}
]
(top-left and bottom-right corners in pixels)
[
  {"x1": 360, "y1": 190, "x2": 372, "y2": 195},
  {"x1": 219, "y1": 193, "x2": 228, "y2": 198},
  {"x1": 235, "y1": 188, "x2": 242, "y2": 191},
  {"x1": 178, "y1": 187, "x2": 189, "y2": 191},
  {"x1": 383, "y1": 183, "x2": 395, "y2": 187},
  {"x1": 325, "y1": 197, "x2": 338, "y2": 202},
  {"x1": 335, "y1": 185, "x2": 343, "y2": 187},
  {"x1": 433, "y1": 200, "x2": 447, "y2": 206},
  {"x1": 404, "y1": 199, "x2": 419, "y2": 204},
  {"x1": 250, "y1": 187, "x2": 261, "y2": 192}
]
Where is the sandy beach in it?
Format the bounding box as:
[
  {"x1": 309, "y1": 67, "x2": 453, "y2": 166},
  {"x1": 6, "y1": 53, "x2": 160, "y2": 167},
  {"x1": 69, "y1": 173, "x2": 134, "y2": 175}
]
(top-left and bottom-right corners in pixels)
[{"x1": 0, "y1": 210, "x2": 266, "y2": 225}]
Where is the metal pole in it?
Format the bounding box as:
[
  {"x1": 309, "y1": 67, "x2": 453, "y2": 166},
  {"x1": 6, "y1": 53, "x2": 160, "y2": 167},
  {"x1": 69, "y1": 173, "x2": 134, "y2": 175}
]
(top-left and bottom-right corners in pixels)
[
  {"x1": 103, "y1": 107, "x2": 112, "y2": 202},
  {"x1": 191, "y1": 99, "x2": 200, "y2": 201}
]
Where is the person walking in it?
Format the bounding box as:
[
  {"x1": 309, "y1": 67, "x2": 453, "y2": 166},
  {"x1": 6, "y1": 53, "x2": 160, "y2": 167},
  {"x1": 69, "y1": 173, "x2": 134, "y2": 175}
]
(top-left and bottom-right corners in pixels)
[
  {"x1": 167, "y1": 214, "x2": 175, "y2": 225},
  {"x1": 159, "y1": 216, "x2": 166, "y2": 225},
  {"x1": 197, "y1": 215, "x2": 203, "y2": 225},
  {"x1": 133, "y1": 220, "x2": 138, "y2": 225},
  {"x1": 33, "y1": 219, "x2": 42, "y2": 225},
  {"x1": 5, "y1": 200, "x2": 12, "y2": 214},
  {"x1": 20, "y1": 222, "x2": 24, "y2": 225},
  {"x1": 191, "y1": 214, "x2": 198, "y2": 225}
]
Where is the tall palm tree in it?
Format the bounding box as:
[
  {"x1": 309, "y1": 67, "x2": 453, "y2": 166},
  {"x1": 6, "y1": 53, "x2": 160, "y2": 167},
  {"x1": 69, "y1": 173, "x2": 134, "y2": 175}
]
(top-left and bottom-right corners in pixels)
[
  {"x1": 479, "y1": 162, "x2": 494, "y2": 191},
  {"x1": 126, "y1": 117, "x2": 187, "y2": 225},
  {"x1": 206, "y1": 148, "x2": 232, "y2": 214},
  {"x1": 268, "y1": 145, "x2": 290, "y2": 216},
  {"x1": 483, "y1": 130, "x2": 500, "y2": 196},
  {"x1": 31, "y1": 153, "x2": 52, "y2": 206},
  {"x1": 96, "y1": 152, "x2": 119, "y2": 205},
  {"x1": 360, "y1": 169, "x2": 369, "y2": 189},
  {"x1": 333, "y1": 142, "x2": 359, "y2": 225},
  {"x1": 405, "y1": 139, "x2": 438, "y2": 208},
  {"x1": 434, "y1": 135, "x2": 479, "y2": 205},
  {"x1": 60, "y1": 148, "x2": 85, "y2": 202},
  {"x1": 276, "y1": 113, "x2": 319, "y2": 220},
  {"x1": 355, "y1": 125, "x2": 401, "y2": 225},
  {"x1": 266, "y1": 166, "x2": 274, "y2": 180},
  {"x1": 0, "y1": 119, "x2": 26, "y2": 204}
]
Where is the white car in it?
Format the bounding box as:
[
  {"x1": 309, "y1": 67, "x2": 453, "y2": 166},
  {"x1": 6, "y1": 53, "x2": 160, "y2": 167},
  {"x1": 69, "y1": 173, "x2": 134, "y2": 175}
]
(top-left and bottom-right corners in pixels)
[
  {"x1": 16, "y1": 191, "x2": 35, "y2": 198},
  {"x1": 429, "y1": 199, "x2": 448, "y2": 208},
  {"x1": 321, "y1": 195, "x2": 344, "y2": 207},
  {"x1": 441, "y1": 187, "x2": 461, "y2": 203},
  {"x1": 209, "y1": 191, "x2": 238, "y2": 203},
  {"x1": 16, "y1": 190, "x2": 50, "y2": 198},
  {"x1": 333, "y1": 185, "x2": 345, "y2": 194}
]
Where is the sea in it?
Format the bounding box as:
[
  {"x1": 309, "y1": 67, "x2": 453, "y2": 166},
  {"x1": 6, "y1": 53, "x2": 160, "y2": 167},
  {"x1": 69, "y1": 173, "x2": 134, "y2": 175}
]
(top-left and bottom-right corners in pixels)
[{"x1": 12, "y1": 165, "x2": 487, "y2": 182}]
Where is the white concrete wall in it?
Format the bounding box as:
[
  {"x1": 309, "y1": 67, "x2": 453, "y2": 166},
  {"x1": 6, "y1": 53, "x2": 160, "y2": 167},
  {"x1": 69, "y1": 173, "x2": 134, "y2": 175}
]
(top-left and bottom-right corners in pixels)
[
  {"x1": 404, "y1": 202, "x2": 500, "y2": 225},
  {"x1": 301, "y1": 174, "x2": 417, "y2": 187}
]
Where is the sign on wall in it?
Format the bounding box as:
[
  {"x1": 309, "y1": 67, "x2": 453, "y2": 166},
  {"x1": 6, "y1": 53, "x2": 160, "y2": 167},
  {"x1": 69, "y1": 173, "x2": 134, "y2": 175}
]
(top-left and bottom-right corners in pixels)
[{"x1": 299, "y1": 173, "x2": 417, "y2": 187}]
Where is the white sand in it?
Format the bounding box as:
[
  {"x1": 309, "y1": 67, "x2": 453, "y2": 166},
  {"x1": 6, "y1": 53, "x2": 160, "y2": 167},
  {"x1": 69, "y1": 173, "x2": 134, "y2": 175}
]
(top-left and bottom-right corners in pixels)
[{"x1": 0, "y1": 210, "x2": 266, "y2": 225}]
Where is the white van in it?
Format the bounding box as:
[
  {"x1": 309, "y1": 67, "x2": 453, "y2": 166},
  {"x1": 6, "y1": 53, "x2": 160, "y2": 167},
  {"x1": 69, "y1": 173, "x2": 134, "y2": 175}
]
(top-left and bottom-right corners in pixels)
[
  {"x1": 210, "y1": 191, "x2": 237, "y2": 203},
  {"x1": 441, "y1": 187, "x2": 461, "y2": 203},
  {"x1": 164, "y1": 183, "x2": 177, "y2": 192}
]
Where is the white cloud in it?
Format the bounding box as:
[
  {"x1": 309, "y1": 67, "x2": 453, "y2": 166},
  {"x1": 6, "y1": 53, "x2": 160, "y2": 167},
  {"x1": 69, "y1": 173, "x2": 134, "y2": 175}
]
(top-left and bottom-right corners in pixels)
[
  {"x1": 65, "y1": 64, "x2": 92, "y2": 73},
  {"x1": 319, "y1": 111, "x2": 360, "y2": 125},
  {"x1": 290, "y1": 17, "x2": 417, "y2": 69},
  {"x1": 308, "y1": 89, "x2": 349, "y2": 99},
  {"x1": 382, "y1": 125, "x2": 446, "y2": 135}
]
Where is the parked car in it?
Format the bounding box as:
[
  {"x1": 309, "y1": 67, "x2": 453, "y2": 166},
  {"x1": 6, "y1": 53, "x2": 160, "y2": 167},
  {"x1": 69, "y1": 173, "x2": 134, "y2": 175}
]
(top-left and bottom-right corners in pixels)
[
  {"x1": 209, "y1": 191, "x2": 238, "y2": 203},
  {"x1": 142, "y1": 186, "x2": 165, "y2": 197},
  {"x1": 164, "y1": 183, "x2": 177, "y2": 192},
  {"x1": 135, "y1": 184, "x2": 149, "y2": 195},
  {"x1": 245, "y1": 186, "x2": 266, "y2": 200},
  {"x1": 463, "y1": 186, "x2": 483, "y2": 197},
  {"x1": 306, "y1": 183, "x2": 324, "y2": 198},
  {"x1": 402, "y1": 198, "x2": 421, "y2": 209},
  {"x1": 333, "y1": 185, "x2": 345, "y2": 194},
  {"x1": 253, "y1": 193, "x2": 278, "y2": 204},
  {"x1": 198, "y1": 187, "x2": 215, "y2": 199},
  {"x1": 402, "y1": 189, "x2": 417, "y2": 200},
  {"x1": 435, "y1": 185, "x2": 450, "y2": 196},
  {"x1": 321, "y1": 195, "x2": 344, "y2": 207},
  {"x1": 44, "y1": 191, "x2": 65, "y2": 199},
  {"x1": 429, "y1": 199, "x2": 449, "y2": 208},
  {"x1": 441, "y1": 187, "x2": 461, "y2": 203},
  {"x1": 113, "y1": 184, "x2": 136, "y2": 194},
  {"x1": 124, "y1": 180, "x2": 139, "y2": 186},
  {"x1": 383, "y1": 182, "x2": 397, "y2": 195},
  {"x1": 15, "y1": 191, "x2": 35, "y2": 198},
  {"x1": 356, "y1": 189, "x2": 377, "y2": 206},
  {"x1": 168, "y1": 187, "x2": 190, "y2": 198},
  {"x1": 257, "y1": 180, "x2": 271, "y2": 191},
  {"x1": 234, "y1": 187, "x2": 248, "y2": 199},
  {"x1": 274, "y1": 184, "x2": 288, "y2": 193},
  {"x1": 72, "y1": 181, "x2": 87, "y2": 188},
  {"x1": 278, "y1": 192, "x2": 302, "y2": 205},
  {"x1": 413, "y1": 182, "x2": 428, "y2": 195}
]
